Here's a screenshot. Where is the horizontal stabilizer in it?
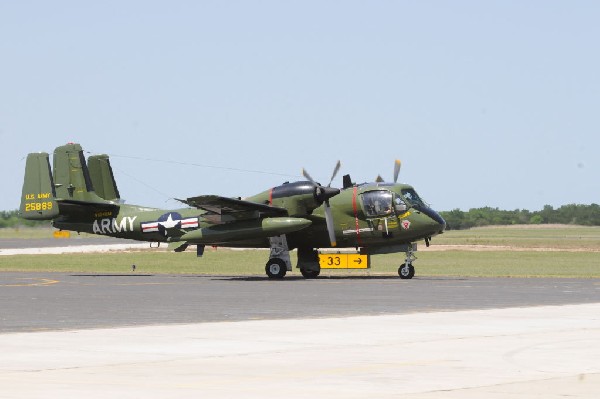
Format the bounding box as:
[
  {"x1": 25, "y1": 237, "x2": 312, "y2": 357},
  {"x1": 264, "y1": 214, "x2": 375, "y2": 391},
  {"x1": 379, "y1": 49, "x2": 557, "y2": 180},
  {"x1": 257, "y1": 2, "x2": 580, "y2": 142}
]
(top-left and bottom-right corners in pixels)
[
  {"x1": 53, "y1": 199, "x2": 120, "y2": 223},
  {"x1": 56, "y1": 199, "x2": 119, "y2": 209}
]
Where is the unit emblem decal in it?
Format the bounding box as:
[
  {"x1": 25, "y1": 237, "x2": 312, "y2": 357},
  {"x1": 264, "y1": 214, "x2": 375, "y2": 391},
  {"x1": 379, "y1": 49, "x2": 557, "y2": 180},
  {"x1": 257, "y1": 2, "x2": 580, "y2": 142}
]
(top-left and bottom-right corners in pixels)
[{"x1": 401, "y1": 219, "x2": 411, "y2": 230}]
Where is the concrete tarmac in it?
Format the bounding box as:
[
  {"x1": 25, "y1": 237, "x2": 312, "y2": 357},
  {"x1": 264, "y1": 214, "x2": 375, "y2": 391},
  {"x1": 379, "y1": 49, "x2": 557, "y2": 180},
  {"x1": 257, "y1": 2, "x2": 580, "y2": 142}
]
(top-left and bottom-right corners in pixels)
[{"x1": 0, "y1": 304, "x2": 598, "y2": 398}]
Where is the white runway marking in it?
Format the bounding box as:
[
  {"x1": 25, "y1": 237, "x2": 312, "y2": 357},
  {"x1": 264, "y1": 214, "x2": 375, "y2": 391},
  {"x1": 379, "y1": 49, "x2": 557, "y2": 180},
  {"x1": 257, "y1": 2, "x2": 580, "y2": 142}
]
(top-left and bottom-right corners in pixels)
[{"x1": 0, "y1": 303, "x2": 598, "y2": 398}]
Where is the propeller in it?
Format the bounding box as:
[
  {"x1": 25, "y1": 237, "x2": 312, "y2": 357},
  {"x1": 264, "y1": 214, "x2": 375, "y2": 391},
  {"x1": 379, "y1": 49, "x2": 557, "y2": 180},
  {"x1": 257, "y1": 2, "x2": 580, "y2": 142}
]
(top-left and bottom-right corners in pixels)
[
  {"x1": 375, "y1": 160, "x2": 402, "y2": 183},
  {"x1": 302, "y1": 161, "x2": 341, "y2": 247},
  {"x1": 393, "y1": 159, "x2": 401, "y2": 183},
  {"x1": 328, "y1": 160, "x2": 341, "y2": 187}
]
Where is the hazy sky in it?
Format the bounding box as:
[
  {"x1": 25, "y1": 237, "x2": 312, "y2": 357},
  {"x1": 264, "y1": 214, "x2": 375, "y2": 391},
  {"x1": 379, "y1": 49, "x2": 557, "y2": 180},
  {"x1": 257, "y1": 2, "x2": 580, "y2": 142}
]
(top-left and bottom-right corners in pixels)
[{"x1": 2, "y1": 1, "x2": 598, "y2": 212}]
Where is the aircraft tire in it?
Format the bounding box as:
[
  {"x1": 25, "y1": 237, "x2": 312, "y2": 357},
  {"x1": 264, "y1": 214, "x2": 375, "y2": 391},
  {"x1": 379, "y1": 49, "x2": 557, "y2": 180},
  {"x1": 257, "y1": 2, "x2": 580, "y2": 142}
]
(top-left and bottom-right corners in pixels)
[
  {"x1": 398, "y1": 263, "x2": 415, "y2": 279},
  {"x1": 266, "y1": 258, "x2": 287, "y2": 279},
  {"x1": 300, "y1": 269, "x2": 320, "y2": 279}
]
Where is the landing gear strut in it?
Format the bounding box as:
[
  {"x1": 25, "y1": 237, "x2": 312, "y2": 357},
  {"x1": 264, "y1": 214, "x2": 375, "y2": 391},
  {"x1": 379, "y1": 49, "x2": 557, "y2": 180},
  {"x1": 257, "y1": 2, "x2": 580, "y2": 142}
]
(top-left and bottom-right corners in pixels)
[
  {"x1": 398, "y1": 243, "x2": 417, "y2": 279},
  {"x1": 266, "y1": 235, "x2": 292, "y2": 279}
]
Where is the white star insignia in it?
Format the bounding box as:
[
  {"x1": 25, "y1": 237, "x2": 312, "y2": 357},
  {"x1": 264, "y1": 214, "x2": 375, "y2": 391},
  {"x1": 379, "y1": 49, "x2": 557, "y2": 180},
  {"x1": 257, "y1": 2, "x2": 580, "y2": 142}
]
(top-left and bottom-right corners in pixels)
[{"x1": 159, "y1": 214, "x2": 180, "y2": 229}]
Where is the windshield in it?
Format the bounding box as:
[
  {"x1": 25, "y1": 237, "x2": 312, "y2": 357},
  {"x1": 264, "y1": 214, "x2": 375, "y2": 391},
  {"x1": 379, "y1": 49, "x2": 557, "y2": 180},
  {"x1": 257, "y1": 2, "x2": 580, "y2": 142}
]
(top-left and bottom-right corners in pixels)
[
  {"x1": 361, "y1": 191, "x2": 394, "y2": 217},
  {"x1": 401, "y1": 188, "x2": 427, "y2": 208}
]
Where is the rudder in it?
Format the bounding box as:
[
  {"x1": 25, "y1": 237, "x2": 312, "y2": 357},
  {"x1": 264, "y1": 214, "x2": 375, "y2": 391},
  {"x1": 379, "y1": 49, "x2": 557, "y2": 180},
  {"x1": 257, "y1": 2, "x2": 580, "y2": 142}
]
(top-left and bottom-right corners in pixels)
[
  {"x1": 20, "y1": 152, "x2": 59, "y2": 220},
  {"x1": 88, "y1": 154, "x2": 121, "y2": 202},
  {"x1": 52, "y1": 143, "x2": 107, "y2": 203}
]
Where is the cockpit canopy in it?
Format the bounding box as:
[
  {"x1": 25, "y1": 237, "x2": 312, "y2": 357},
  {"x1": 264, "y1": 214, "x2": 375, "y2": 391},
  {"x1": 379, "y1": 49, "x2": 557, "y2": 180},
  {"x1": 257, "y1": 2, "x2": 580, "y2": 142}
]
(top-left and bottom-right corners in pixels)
[
  {"x1": 360, "y1": 187, "x2": 427, "y2": 218},
  {"x1": 400, "y1": 188, "x2": 426, "y2": 208}
]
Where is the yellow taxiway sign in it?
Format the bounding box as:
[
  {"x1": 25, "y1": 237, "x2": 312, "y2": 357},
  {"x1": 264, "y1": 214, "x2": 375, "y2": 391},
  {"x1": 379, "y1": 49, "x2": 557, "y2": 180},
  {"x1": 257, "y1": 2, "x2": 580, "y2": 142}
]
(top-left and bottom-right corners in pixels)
[{"x1": 318, "y1": 253, "x2": 370, "y2": 269}]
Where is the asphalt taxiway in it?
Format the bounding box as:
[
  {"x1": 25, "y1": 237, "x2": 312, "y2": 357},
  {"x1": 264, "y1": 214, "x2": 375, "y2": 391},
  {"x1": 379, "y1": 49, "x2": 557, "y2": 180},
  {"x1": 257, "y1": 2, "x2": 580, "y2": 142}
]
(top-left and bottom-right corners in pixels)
[{"x1": 1, "y1": 272, "x2": 599, "y2": 332}]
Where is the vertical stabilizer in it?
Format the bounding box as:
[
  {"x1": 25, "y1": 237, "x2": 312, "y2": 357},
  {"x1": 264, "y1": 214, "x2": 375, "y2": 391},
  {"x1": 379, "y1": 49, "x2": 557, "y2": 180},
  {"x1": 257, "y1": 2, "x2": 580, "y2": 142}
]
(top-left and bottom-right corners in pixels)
[
  {"x1": 52, "y1": 143, "x2": 107, "y2": 203},
  {"x1": 20, "y1": 152, "x2": 59, "y2": 220},
  {"x1": 88, "y1": 154, "x2": 121, "y2": 202}
]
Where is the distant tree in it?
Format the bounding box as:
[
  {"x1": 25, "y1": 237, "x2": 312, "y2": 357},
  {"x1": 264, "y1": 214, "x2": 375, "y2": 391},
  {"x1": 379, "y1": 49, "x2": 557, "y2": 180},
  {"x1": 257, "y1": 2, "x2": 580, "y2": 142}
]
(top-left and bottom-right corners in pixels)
[
  {"x1": 439, "y1": 204, "x2": 600, "y2": 230},
  {"x1": 440, "y1": 209, "x2": 469, "y2": 230},
  {"x1": 529, "y1": 215, "x2": 543, "y2": 224},
  {"x1": 0, "y1": 210, "x2": 46, "y2": 228},
  {"x1": 539, "y1": 205, "x2": 555, "y2": 223}
]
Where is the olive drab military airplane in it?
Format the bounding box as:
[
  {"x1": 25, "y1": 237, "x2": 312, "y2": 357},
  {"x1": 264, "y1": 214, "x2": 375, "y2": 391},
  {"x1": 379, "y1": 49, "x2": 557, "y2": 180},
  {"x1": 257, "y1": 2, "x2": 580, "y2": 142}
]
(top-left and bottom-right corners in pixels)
[{"x1": 20, "y1": 143, "x2": 446, "y2": 279}]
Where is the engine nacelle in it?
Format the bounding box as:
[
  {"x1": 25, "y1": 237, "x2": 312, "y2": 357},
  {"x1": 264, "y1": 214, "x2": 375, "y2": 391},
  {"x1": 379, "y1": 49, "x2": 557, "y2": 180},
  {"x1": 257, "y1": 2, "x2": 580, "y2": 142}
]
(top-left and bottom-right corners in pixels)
[{"x1": 247, "y1": 181, "x2": 339, "y2": 217}]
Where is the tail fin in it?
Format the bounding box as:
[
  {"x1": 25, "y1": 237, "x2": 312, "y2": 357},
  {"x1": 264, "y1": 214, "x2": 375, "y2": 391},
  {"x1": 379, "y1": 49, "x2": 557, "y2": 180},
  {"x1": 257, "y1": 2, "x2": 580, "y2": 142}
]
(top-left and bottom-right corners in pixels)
[
  {"x1": 52, "y1": 143, "x2": 108, "y2": 203},
  {"x1": 20, "y1": 152, "x2": 59, "y2": 220},
  {"x1": 88, "y1": 154, "x2": 121, "y2": 202}
]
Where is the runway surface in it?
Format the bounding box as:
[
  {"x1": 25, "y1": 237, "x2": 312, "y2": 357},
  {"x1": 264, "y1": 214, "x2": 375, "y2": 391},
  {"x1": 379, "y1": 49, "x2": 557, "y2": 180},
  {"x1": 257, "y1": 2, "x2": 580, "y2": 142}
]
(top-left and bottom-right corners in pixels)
[{"x1": 0, "y1": 272, "x2": 598, "y2": 332}]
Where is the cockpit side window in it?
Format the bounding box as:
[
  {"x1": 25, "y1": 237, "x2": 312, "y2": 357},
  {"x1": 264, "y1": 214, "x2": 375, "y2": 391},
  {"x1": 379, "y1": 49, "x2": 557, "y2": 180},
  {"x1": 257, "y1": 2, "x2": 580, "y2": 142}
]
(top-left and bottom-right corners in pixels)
[
  {"x1": 361, "y1": 191, "x2": 394, "y2": 218},
  {"x1": 401, "y1": 188, "x2": 426, "y2": 208},
  {"x1": 394, "y1": 196, "x2": 407, "y2": 212}
]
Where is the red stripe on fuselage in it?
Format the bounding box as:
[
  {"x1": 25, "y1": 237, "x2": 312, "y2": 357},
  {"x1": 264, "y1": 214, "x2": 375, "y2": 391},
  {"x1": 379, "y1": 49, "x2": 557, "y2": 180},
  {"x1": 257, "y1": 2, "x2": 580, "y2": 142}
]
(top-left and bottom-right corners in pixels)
[{"x1": 352, "y1": 186, "x2": 362, "y2": 246}]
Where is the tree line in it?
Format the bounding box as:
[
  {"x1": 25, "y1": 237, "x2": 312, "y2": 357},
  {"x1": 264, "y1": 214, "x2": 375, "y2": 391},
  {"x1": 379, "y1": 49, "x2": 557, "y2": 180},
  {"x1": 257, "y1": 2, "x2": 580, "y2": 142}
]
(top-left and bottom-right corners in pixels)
[
  {"x1": 0, "y1": 210, "x2": 48, "y2": 228},
  {"x1": 439, "y1": 204, "x2": 600, "y2": 230},
  {"x1": 2, "y1": 204, "x2": 600, "y2": 230}
]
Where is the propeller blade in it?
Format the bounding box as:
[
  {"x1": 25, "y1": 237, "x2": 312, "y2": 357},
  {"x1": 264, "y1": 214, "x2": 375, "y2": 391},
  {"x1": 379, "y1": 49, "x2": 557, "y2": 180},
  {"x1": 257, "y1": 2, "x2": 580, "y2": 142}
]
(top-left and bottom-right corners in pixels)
[
  {"x1": 323, "y1": 201, "x2": 337, "y2": 247},
  {"x1": 302, "y1": 163, "x2": 339, "y2": 245},
  {"x1": 393, "y1": 159, "x2": 402, "y2": 183},
  {"x1": 302, "y1": 168, "x2": 316, "y2": 185},
  {"x1": 327, "y1": 160, "x2": 341, "y2": 187}
]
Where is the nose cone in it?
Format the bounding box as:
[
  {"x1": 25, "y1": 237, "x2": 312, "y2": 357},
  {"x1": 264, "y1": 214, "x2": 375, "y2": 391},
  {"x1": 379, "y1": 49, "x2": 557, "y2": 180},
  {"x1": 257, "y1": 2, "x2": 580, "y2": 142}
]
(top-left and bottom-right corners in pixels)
[
  {"x1": 418, "y1": 206, "x2": 446, "y2": 235},
  {"x1": 437, "y1": 213, "x2": 447, "y2": 233}
]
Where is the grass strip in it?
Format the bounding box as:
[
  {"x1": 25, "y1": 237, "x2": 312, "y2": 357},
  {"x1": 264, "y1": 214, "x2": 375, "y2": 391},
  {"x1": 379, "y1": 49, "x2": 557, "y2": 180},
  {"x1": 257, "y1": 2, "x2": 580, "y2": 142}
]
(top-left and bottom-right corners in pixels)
[{"x1": 1, "y1": 249, "x2": 598, "y2": 278}]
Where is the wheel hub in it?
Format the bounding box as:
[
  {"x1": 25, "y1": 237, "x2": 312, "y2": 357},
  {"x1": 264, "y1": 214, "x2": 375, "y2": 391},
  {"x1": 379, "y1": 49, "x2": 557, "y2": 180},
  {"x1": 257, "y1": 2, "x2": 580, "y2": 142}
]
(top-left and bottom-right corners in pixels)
[{"x1": 269, "y1": 264, "x2": 281, "y2": 274}]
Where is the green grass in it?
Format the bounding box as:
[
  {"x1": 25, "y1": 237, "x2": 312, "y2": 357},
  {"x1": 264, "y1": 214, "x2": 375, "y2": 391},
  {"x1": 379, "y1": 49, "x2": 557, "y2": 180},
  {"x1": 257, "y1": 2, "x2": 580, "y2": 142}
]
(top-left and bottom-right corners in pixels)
[
  {"x1": 0, "y1": 227, "x2": 56, "y2": 239},
  {"x1": 435, "y1": 225, "x2": 600, "y2": 250},
  {"x1": 0, "y1": 248, "x2": 598, "y2": 278},
  {"x1": 376, "y1": 251, "x2": 600, "y2": 278},
  {"x1": 0, "y1": 227, "x2": 98, "y2": 240},
  {"x1": 0, "y1": 225, "x2": 599, "y2": 277},
  {"x1": 0, "y1": 249, "x2": 275, "y2": 275}
]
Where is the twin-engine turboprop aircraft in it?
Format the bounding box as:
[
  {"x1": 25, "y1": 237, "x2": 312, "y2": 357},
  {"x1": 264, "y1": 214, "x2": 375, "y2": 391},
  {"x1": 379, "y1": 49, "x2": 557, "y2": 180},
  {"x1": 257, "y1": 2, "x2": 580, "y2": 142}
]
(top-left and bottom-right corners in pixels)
[{"x1": 20, "y1": 143, "x2": 446, "y2": 279}]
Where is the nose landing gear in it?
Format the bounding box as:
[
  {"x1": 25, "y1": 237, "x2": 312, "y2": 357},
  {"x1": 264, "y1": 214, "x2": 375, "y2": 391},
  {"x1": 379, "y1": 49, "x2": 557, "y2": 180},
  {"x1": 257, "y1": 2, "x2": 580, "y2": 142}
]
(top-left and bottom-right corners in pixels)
[
  {"x1": 398, "y1": 243, "x2": 417, "y2": 279},
  {"x1": 398, "y1": 263, "x2": 415, "y2": 279}
]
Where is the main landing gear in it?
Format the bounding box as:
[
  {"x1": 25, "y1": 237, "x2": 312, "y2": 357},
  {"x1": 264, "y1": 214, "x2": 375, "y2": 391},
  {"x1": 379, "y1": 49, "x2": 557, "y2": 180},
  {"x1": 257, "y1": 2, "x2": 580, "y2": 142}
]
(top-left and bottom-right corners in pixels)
[
  {"x1": 398, "y1": 243, "x2": 417, "y2": 279},
  {"x1": 265, "y1": 235, "x2": 292, "y2": 279},
  {"x1": 266, "y1": 237, "x2": 321, "y2": 279},
  {"x1": 297, "y1": 247, "x2": 320, "y2": 279},
  {"x1": 265, "y1": 258, "x2": 287, "y2": 279}
]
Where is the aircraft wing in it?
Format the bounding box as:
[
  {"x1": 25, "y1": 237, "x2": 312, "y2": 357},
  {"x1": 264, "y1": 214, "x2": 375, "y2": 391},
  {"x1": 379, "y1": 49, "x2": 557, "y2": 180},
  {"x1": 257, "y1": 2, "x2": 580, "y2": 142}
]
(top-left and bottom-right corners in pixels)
[{"x1": 178, "y1": 195, "x2": 288, "y2": 218}]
